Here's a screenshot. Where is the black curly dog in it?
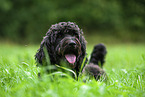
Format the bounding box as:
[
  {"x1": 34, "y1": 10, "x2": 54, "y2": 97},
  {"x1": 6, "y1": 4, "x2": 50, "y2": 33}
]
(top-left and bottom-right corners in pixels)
[{"x1": 35, "y1": 22, "x2": 107, "y2": 80}]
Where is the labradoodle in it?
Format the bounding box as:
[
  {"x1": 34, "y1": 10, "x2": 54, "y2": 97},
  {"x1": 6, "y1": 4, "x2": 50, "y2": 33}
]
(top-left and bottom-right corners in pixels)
[{"x1": 35, "y1": 22, "x2": 107, "y2": 80}]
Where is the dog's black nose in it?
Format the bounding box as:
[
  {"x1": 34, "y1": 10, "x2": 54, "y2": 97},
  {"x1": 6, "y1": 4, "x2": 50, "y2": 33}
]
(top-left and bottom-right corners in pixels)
[{"x1": 69, "y1": 41, "x2": 76, "y2": 46}]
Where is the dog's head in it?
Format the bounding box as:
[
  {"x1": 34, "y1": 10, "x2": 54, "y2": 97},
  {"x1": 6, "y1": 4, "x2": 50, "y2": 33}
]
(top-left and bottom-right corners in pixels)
[
  {"x1": 35, "y1": 22, "x2": 86, "y2": 72},
  {"x1": 55, "y1": 35, "x2": 81, "y2": 68}
]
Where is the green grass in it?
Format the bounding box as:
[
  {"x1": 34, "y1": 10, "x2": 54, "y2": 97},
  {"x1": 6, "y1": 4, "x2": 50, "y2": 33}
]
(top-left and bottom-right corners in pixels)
[{"x1": 0, "y1": 44, "x2": 145, "y2": 97}]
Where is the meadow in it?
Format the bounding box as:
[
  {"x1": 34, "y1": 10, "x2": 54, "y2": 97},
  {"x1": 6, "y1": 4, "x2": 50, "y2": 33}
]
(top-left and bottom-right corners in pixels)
[{"x1": 0, "y1": 43, "x2": 145, "y2": 97}]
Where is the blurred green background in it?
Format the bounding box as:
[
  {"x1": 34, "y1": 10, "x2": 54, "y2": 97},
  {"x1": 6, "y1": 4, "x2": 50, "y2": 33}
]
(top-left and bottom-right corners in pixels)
[{"x1": 0, "y1": 0, "x2": 144, "y2": 44}]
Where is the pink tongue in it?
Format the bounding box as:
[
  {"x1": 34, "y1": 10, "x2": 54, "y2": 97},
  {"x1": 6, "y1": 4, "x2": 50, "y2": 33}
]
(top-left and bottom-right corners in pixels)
[{"x1": 65, "y1": 54, "x2": 76, "y2": 64}]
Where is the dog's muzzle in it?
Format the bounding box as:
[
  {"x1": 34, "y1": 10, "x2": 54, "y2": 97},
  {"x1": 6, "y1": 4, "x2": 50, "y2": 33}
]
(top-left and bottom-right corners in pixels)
[{"x1": 56, "y1": 36, "x2": 81, "y2": 66}]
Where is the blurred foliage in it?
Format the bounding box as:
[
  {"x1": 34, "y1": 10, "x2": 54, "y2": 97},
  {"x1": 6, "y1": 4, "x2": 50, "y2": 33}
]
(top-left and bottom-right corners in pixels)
[{"x1": 0, "y1": 0, "x2": 145, "y2": 43}]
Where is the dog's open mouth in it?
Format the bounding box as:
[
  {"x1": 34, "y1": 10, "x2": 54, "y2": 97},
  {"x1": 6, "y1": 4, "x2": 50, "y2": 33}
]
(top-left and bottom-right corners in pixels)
[
  {"x1": 65, "y1": 54, "x2": 76, "y2": 64},
  {"x1": 63, "y1": 47, "x2": 80, "y2": 66}
]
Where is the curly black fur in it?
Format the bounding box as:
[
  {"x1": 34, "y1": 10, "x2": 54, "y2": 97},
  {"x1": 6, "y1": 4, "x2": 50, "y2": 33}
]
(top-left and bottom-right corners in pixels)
[
  {"x1": 82, "y1": 63, "x2": 107, "y2": 81},
  {"x1": 35, "y1": 22, "x2": 108, "y2": 81},
  {"x1": 35, "y1": 22, "x2": 87, "y2": 77},
  {"x1": 82, "y1": 44, "x2": 107, "y2": 81},
  {"x1": 89, "y1": 44, "x2": 107, "y2": 68}
]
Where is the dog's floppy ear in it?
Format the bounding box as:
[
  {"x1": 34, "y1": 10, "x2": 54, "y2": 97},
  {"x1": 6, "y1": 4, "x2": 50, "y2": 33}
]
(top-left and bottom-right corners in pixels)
[
  {"x1": 35, "y1": 27, "x2": 58, "y2": 66},
  {"x1": 79, "y1": 30, "x2": 87, "y2": 60},
  {"x1": 35, "y1": 34, "x2": 56, "y2": 65},
  {"x1": 75, "y1": 32, "x2": 87, "y2": 75},
  {"x1": 80, "y1": 36, "x2": 87, "y2": 56},
  {"x1": 35, "y1": 24, "x2": 60, "y2": 66},
  {"x1": 35, "y1": 36, "x2": 49, "y2": 65},
  {"x1": 35, "y1": 46, "x2": 44, "y2": 65}
]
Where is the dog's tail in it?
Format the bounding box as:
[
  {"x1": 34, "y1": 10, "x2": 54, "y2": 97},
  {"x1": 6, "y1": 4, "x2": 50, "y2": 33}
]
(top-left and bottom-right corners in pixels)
[
  {"x1": 82, "y1": 44, "x2": 107, "y2": 81},
  {"x1": 89, "y1": 43, "x2": 107, "y2": 68}
]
